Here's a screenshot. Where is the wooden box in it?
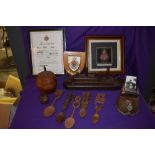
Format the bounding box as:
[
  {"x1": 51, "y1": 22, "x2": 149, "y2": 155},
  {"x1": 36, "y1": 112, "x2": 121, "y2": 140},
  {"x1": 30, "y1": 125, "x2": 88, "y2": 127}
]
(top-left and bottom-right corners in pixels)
[{"x1": 0, "y1": 75, "x2": 22, "y2": 128}]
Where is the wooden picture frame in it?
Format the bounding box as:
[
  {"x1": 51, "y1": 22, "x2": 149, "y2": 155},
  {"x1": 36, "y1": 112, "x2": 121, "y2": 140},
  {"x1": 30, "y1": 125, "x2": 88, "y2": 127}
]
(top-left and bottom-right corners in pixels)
[
  {"x1": 85, "y1": 36, "x2": 124, "y2": 74},
  {"x1": 29, "y1": 28, "x2": 66, "y2": 75}
]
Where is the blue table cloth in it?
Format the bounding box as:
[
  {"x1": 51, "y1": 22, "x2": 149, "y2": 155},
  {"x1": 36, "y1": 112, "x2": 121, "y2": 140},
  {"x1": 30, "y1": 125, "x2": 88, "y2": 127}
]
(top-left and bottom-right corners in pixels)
[{"x1": 11, "y1": 76, "x2": 155, "y2": 129}]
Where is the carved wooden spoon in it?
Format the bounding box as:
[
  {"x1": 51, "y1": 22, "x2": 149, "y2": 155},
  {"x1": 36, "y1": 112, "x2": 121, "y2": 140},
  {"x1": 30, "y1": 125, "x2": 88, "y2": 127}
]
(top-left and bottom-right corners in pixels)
[
  {"x1": 92, "y1": 106, "x2": 101, "y2": 124},
  {"x1": 56, "y1": 93, "x2": 73, "y2": 123},
  {"x1": 64, "y1": 96, "x2": 81, "y2": 129},
  {"x1": 79, "y1": 92, "x2": 91, "y2": 118},
  {"x1": 43, "y1": 89, "x2": 63, "y2": 117},
  {"x1": 92, "y1": 93, "x2": 106, "y2": 124}
]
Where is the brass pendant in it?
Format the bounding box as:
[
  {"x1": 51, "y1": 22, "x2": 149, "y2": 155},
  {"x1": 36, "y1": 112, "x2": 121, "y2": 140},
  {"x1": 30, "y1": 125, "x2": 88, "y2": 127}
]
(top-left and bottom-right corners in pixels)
[{"x1": 43, "y1": 89, "x2": 63, "y2": 117}]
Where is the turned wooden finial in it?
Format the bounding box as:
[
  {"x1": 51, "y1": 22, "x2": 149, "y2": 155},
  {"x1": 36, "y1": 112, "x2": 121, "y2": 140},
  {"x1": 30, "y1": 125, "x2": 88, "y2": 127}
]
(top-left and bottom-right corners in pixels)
[{"x1": 44, "y1": 65, "x2": 46, "y2": 71}]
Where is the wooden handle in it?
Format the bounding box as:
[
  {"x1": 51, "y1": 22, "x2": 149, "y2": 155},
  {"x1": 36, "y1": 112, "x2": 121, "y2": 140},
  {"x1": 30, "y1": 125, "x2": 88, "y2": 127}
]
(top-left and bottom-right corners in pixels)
[
  {"x1": 51, "y1": 97, "x2": 57, "y2": 106},
  {"x1": 70, "y1": 107, "x2": 76, "y2": 118}
]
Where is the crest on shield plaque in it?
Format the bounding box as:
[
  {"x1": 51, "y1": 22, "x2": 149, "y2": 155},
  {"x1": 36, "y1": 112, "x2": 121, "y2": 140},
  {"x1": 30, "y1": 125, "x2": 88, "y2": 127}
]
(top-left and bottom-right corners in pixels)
[
  {"x1": 64, "y1": 51, "x2": 86, "y2": 76},
  {"x1": 68, "y1": 56, "x2": 80, "y2": 71}
]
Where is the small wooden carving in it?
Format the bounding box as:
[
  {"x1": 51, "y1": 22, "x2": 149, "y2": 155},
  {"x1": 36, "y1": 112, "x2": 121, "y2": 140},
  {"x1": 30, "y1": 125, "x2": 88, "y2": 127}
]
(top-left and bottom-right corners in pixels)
[{"x1": 39, "y1": 93, "x2": 49, "y2": 104}]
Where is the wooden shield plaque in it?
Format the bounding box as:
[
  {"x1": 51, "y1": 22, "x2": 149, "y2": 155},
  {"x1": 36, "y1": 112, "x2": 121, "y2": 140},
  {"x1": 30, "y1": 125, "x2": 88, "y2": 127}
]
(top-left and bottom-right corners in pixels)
[{"x1": 64, "y1": 51, "x2": 86, "y2": 76}]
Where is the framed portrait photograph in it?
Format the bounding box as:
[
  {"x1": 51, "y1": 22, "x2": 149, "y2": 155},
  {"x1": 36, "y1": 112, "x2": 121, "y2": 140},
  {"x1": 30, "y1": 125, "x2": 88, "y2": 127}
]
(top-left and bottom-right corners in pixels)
[
  {"x1": 29, "y1": 29, "x2": 65, "y2": 75},
  {"x1": 85, "y1": 36, "x2": 124, "y2": 74},
  {"x1": 124, "y1": 75, "x2": 137, "y2": 94}
]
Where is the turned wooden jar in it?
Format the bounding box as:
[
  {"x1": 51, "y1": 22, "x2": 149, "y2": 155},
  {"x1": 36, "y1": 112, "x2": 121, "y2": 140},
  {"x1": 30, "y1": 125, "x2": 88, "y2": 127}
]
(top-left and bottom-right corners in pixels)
[
  {"x1": 36, "y1": 66, "x2": 57, "y2": 104},
  {"x1": 36, "y1": 66, "x2": 57, "y2": 94}
]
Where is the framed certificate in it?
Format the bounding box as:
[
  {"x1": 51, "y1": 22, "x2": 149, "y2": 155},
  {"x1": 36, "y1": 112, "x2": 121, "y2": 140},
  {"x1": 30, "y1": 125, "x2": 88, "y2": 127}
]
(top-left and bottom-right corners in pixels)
[
  {"x1": 85, "y1": 36, "x2": 124, "y2": 74},
  {"x1": 29, "y1": 29, "x2": 65, "y2": 75}
]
